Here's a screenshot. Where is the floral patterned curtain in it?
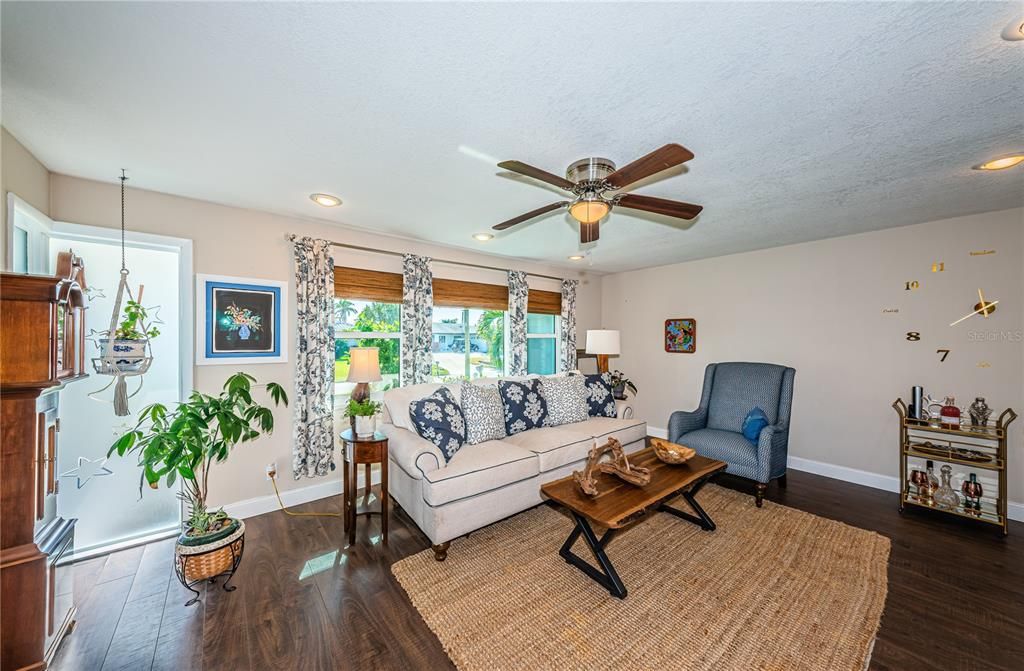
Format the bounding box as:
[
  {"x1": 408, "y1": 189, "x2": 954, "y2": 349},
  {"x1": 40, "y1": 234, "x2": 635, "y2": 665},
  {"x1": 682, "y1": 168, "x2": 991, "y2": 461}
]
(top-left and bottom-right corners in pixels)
[
  {"x1": 507, "y1": 270, "x2": 529, "y2": 375},
  {"x1": 401, "y1": 254, "x2": 433, "y2": 386},
  {"x1": 291, "y1": 237, "x2": 336, "y2": 479},
  {"x1": 560, "y1": 279, "x2": 578, "y2": 371}
]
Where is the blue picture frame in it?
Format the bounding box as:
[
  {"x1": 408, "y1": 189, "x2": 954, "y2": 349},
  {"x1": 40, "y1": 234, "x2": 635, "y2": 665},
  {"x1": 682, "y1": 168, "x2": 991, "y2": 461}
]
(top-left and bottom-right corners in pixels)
[{"x1": 196, "y1": 274, "x2": 288, "y2": 365}]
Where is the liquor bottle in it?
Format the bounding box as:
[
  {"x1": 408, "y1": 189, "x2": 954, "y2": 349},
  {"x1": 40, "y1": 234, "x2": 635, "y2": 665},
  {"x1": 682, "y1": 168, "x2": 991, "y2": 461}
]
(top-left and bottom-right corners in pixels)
[
  {"x1": 933, "y1": 465, "x2": 960, "y2": 510},
  {"x1": 921, "y1": 460, "x2": 939, "y2": 504},
  {"x1": 940, "y1": 397, "x2": 961, "y2": 429}
]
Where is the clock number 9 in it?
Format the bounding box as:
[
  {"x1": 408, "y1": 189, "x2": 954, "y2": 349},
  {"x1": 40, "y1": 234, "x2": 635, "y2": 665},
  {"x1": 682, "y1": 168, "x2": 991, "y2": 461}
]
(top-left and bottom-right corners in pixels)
[
  {"x1": 905, "y1": 281, "x2": 920, "y2": 291},
  {"x1": 906, "y1": 332, "x2": 921, "y2": 341}
]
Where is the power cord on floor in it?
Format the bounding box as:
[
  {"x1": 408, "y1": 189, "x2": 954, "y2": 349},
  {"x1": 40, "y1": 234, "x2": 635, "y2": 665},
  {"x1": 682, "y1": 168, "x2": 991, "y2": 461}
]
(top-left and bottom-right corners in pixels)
[{"x1": 269, "y1": 470, "x2": 343, "y2": 518}]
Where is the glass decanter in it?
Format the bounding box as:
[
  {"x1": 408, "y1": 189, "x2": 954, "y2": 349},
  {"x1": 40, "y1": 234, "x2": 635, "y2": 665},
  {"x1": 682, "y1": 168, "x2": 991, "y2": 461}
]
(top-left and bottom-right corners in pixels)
[{"x1": 933, "y1": 464, "x2": 960, "y2": 510}]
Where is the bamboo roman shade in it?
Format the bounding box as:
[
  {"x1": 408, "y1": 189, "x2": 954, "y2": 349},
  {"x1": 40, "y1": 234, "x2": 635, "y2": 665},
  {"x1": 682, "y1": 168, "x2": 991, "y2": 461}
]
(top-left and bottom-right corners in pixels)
[
  {"x1": 333, "y1": 267, "x2": 561, "y2": 314},
  {"x1": 333, "y1": 267, "x2": 402, "y2": 303}
]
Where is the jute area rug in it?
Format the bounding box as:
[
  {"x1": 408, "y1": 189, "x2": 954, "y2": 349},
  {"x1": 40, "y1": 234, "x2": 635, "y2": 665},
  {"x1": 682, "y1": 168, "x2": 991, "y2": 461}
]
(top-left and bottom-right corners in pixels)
[{"x1": 392, "y1": 485, "x2": 889, "y2": 671}]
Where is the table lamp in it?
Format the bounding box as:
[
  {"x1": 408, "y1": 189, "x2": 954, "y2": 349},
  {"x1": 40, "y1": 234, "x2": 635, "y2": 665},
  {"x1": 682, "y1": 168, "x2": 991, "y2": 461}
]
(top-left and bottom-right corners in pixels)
[
  {"x1": 585, "y1": 330, "x2": 620, "y2": 375},
  {"x1": 346, "y1": 347, "x2": 382, "y2": 404}
]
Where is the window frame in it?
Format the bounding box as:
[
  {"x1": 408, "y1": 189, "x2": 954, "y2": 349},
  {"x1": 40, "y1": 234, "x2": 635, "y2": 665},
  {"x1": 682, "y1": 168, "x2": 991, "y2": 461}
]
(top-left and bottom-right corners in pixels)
[
  {"x1": 526, "y1": 313, "x2": 561, "y2": 375},
  {"x1": 332, "y1": 297, "x2": 402, "y2": 404}
]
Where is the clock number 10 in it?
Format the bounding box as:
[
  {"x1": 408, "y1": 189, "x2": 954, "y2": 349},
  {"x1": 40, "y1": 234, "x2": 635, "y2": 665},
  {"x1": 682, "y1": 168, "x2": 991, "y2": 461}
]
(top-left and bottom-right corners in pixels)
[{"x1": 905, "y1": 281, "x2": 919, "y2": 290}]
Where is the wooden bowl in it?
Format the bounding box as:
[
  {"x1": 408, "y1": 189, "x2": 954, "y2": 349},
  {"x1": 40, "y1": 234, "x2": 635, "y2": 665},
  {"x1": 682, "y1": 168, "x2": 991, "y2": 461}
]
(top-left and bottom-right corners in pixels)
[{"x1": 651, "y1": 437, "x2": 696, "y2": 464}]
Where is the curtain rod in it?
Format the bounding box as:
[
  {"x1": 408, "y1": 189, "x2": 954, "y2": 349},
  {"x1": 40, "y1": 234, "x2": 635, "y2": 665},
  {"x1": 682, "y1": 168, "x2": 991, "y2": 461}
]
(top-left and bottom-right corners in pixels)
[{"x1": 286, "y1": 234, "x2": 566, "y2": 282}]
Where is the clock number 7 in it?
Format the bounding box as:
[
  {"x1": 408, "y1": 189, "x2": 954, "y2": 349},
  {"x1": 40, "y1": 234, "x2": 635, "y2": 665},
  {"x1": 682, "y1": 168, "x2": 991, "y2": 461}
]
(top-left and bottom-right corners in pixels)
[{"x1": 936, "y1": 349, "x2": 950, "y2": 362}]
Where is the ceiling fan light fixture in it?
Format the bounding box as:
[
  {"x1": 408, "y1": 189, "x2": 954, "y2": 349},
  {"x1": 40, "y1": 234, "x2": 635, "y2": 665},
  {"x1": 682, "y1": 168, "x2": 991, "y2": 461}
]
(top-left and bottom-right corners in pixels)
[
  {"x1": 472, "y1": 233, "x2": 494, "y2": 241},
  {"x1": 569, "y1": 197, "x2": 610, "y2": 224},
  {"x1": 310, "y1": 193, "x2": 342, "y2": 207},
  {"x1": 568, "y1": 254, "x2": 585, "y2": 261},
  {"x1": 972, "y1": 154, "x2": 1024, "y2": 171}
]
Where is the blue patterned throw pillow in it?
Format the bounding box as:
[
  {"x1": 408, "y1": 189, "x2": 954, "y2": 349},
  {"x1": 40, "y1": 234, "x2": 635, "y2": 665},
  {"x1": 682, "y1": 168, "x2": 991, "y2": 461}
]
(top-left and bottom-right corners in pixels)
[
  {"x1": 583, "y1": 373, "x2": 617, "y2": 418},
  {"x1": 409, "y1": 387, "x2": 466, "y2": 463},
  {"x1": 742, "y1": 406, "x2": 769, "y2": 445},
  {"x1": 498, "y1": 379, "x2": 548, "y2": 434}
]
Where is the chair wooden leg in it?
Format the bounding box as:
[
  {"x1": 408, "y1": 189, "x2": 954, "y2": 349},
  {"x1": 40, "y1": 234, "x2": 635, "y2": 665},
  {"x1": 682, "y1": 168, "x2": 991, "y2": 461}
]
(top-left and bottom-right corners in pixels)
[
  {"x1": 432, "y1": 542, "x2": 451, "y2": 562},
  {"x1": 778, "y1": 474, "x2": 787, "y2": 489},
  {"x1": 755, "y1": 483, "x2": 767, "y2": 508}
]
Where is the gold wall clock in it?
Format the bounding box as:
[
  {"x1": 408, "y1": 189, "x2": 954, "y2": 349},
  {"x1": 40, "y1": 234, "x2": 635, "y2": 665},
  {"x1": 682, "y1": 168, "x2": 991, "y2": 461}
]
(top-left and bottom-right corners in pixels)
[{"x1": 949, "y1": 289, "x2": 997, "y2": 327}]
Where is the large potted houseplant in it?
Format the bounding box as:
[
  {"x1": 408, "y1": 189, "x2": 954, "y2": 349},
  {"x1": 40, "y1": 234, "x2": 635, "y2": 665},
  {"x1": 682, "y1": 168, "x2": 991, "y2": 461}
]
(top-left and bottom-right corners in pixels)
[
  {"x1": 98, "y1": 299, "x2": 160, "y2": 372},
  {"x1": 108, "y1": 372, "x2": 287, "y2": 604}
]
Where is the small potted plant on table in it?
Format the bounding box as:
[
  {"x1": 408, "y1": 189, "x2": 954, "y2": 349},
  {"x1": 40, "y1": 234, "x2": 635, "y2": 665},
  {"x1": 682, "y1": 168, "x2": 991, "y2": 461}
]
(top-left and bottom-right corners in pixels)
[
  {"x1": 609, "y1": 370, "x2": 638, "y2": 400},
  {"x1": 345, "y1": 397, "x2": 381, "y2": 437},
  {"x1": 108, "y1": 372, "x2": 287, "y2": 605}
]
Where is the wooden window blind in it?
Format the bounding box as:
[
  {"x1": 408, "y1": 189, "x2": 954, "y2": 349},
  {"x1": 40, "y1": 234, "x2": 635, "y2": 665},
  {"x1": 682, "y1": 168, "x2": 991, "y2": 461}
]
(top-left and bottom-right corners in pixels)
[
  {"x1": 527, "y1": 289, "x2": 561, "y2": 315},
  {"x1": 333, "y1": 267, "x2": 402, "y2": 303},
  {"x1": 334, "y1": 267, "x2": 562, "y2": 314}
]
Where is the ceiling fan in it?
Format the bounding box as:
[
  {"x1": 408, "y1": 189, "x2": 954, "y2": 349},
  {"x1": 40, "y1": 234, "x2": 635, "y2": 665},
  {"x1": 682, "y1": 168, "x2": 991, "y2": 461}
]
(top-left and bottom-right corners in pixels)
[{"x1": 493, "y1": 143, "x2": 702, "y2": 244}]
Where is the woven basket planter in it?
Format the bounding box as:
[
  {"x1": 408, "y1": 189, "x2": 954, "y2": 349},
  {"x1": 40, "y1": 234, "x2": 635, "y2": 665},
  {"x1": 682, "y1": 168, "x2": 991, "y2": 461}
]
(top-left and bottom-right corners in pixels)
[{"x1": 174, "y1": 519, "x2": 246, "y2": 605}]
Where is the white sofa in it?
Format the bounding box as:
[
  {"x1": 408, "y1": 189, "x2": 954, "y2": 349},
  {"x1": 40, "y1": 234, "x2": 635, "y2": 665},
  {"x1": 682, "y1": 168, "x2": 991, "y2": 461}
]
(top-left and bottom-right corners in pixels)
[{"x1": 380, "y1": 379, "x2": 647, "y2": 560}]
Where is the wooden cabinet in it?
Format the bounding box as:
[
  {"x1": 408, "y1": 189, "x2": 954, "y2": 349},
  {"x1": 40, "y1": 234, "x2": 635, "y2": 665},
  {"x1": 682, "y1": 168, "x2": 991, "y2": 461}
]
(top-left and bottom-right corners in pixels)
[{"x1": 1, "y1": 251, "x2": 88, "y2": 671}]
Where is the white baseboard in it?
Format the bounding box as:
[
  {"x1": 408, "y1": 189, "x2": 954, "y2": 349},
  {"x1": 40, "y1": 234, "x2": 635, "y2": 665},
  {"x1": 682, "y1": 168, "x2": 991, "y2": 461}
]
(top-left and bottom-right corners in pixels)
[
  {"x1": 224, "y1": 469, "x2": 381, "y2": 520},
  {"x1": 648, "y1": 426, "x2": 1023, "y2": 523}
]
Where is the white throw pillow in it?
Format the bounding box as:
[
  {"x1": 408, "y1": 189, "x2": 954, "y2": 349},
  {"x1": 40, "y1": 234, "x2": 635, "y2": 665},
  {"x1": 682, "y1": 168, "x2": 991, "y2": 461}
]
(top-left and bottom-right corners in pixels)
[
  {"x1": 541, "y1": 375, "x2": 590, "y2": 427},
  {"x1": 460, "y1": 382, "x2": 507, "y2": 444}
]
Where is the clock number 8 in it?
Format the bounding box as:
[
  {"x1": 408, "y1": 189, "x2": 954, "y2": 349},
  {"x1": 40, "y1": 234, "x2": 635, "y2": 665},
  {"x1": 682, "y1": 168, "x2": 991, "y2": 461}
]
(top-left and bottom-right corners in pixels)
[{"x1": 906, "y1": 332, "x2": 921, "y2": 341}]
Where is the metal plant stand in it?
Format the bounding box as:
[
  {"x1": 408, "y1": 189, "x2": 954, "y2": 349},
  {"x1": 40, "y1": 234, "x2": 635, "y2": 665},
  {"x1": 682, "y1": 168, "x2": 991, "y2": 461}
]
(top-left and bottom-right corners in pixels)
[{"x1": 173, "y1": 521, "x2": 246, "y2": 607}]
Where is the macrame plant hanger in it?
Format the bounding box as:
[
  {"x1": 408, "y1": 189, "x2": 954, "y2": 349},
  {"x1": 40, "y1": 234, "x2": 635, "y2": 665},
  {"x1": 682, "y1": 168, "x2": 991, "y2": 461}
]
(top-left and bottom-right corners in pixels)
[{"x1": 89, "y1": 170, "x2": 155, "y2": 416}]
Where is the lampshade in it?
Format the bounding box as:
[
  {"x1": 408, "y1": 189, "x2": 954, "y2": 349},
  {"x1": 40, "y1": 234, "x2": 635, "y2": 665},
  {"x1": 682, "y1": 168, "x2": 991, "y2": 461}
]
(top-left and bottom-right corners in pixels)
[
  {"x1": 345, "y1": 347, "x2": 382, "y2": 383},
  {"x1": 585, "y1": 330, "x2": 620, "y2": 355},
  {"x1": 569, "y1": 198, "x2": 610, "y2": 225}
]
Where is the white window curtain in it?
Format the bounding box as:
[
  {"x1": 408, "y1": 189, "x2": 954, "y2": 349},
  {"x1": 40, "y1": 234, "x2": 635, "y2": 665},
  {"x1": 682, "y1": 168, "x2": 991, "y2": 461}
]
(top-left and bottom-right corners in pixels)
[
  {"x1": 291, "y1": 237, "x2": 336, "y2": 479},
  {"x1": 401, "y1": 254, "x2": 433, "y2": 385},
  {"x1": 560, "y1": 279, "x2": 578, "y2": 371},
  {"x1": 507, "y1": 270, "x2": 528, "y2": 375}
]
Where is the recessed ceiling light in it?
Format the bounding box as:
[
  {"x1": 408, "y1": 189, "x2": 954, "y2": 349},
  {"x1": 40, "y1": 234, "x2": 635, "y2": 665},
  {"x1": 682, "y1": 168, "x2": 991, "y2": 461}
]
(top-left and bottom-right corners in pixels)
[
  {"x1": 473, "y1": 233, "x2": 494, "y2": 241},
  {"x1": 310, "y1": 193, "x2": 342, "y2": 207},
  {"x1": 972, "y1": 154, "x2": 1024, "y2": 171},
  {"x1": 568, "y1": 254, "x2": 585, "y2": 261},
  {"x1": 1001, "y1": 17, "x2": 1024, "y2": 41}
]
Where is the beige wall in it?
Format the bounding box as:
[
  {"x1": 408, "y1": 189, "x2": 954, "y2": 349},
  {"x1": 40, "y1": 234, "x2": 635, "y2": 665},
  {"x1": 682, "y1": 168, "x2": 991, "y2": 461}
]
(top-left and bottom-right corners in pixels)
[
  {"x1": 1, "y1": 127, "x2": 52, "y2": 264},
  {"x1": 49, "y1": 174, "x2": 603, "y2": 508},
  {"x1": 601, "y1": 208, "x2": 1024, "y2": 506}
]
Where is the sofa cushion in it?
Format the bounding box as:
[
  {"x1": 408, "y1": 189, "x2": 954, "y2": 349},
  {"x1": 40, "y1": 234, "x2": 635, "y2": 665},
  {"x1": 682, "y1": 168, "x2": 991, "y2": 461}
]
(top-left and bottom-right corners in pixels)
[
  {"x1": 421, "y1": 440, "x2": 538, "y2": 506},
  {"x1": 384, "y1": 382, "x2": 444, "y2": 431},
  {"x1": 541, "y1": 375, "x2": 589, "y2": 427},
  {"x1": 680, "y1": 428, "x2": 759, "y2": 480},
  {"x1": 582, "y1": 373, "x2": 617, "y2": 418},
  {"x1": 498, "y1": 378, "x2": 548, "y2": 434},
  {"x1": 502, "y1": 426, "x2": 593, "y2": 473},
  {"x1": 706, "y1": 363, "x2": 783, "y2": 432},
  {"x1": 409, "y1": 387, "x2": 466, "y2": 463},
  {"x1": 573, "y1": 416, "x2": 648, "y2": 447},
  {"x1": 460, "y1": 382, "x2": 506, "y2": 445}
]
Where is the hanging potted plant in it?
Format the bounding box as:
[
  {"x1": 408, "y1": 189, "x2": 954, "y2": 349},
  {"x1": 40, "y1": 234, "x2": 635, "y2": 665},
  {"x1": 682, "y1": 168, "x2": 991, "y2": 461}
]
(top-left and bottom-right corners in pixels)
[
  {"x1": 98, "y1": 299, "x2": 160, "y2": 372},
  {"x1": 345, "y1": 397, "x2": 381, "y2": 437},
  {"x1": 108, "y1": 372, "x2": 287, "y2": 605},
  {"x1": 608, "y1": 370, "x2": 638, "y2": 400}
]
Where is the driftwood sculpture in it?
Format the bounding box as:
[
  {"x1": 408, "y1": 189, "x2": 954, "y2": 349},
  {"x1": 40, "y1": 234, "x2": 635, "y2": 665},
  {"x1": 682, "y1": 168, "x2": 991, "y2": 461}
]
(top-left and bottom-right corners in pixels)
[{"x1": 573, "y1": 438, "x2": 652, "y2": 497}]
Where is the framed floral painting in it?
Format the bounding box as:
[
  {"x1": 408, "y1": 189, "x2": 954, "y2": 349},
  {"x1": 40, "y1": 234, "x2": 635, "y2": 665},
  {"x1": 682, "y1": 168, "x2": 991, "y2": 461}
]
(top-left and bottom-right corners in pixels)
[
  {"x1": 196, "y1": 274, "x2": 288, "y2": 364},
  {"x1": 665, "y1": 318, "x2": 696, "y2": 353}
]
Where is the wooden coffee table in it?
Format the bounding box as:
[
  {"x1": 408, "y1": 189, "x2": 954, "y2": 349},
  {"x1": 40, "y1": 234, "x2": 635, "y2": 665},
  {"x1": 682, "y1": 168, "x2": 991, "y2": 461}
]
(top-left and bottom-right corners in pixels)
[{"x1": 541, "y1": 448, "x2": 727, "y2": 599}]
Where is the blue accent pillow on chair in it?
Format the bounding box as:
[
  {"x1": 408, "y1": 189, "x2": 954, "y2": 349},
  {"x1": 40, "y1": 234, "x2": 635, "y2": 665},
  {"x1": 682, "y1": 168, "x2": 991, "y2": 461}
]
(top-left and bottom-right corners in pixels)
[
  {"x1": 741, "y1": 406, "x2": 769, "y2": 445},
  {"x1": 409, "y1": 387, "x2": 466, "y2": 463},
  {"x1": 498, "y1": 379, "x2": 548, "y2": 434},
  {"x1": 583, "y1": 373, "x2": 617, "y2": 418}
]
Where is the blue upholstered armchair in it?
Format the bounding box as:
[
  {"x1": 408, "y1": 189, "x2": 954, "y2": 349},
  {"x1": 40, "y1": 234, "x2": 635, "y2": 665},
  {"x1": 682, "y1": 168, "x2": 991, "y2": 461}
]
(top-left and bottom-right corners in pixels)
[{"x1": 668, "y1": 362, "x2": 796, "y2": 507}]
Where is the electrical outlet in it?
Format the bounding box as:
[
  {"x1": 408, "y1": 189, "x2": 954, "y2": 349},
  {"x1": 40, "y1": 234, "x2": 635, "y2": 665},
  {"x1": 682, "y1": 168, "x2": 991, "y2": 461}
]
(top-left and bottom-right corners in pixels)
[{"x1": 265, "y1": 462, "x2": 277, "y2": 480}]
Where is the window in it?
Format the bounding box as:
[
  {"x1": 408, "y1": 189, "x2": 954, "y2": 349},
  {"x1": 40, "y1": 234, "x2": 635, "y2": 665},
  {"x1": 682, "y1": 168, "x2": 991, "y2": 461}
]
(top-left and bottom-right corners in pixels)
[
  {"x1": 431, "y1": 307, "x2": 506, "y2": 382},
  {"x1": 527, "y1": 313, "x2": 559, "y2": 375},
  {"x1": 334, "y1": 298, "x2": 401, "y2": 399}
]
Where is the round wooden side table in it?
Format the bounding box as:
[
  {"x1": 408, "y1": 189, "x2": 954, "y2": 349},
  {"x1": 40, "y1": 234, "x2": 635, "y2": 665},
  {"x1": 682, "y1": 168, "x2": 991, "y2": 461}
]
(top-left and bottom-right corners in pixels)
[{"x1": 340, "y1": 428, "x2": 388, "y2": 546}]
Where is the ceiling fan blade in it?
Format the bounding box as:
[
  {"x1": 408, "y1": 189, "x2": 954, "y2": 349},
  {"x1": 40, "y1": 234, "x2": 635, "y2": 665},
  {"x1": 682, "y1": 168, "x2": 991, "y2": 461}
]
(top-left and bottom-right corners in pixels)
[
  {"x1": 615, "y1": 193, "x2": 703, "y2": 220},
  {"x1": 493, "y1": 201, "x2": 568, "y2": 230},
  {"x1": 497, "y1": 160, "x2": 575, "y2": 190},
  {"x1": 604, "y1": 144, "x2": 695, "y2": 189},
  {"x1": 579, "y1": 221, "x2": 600, "y2": 244}
]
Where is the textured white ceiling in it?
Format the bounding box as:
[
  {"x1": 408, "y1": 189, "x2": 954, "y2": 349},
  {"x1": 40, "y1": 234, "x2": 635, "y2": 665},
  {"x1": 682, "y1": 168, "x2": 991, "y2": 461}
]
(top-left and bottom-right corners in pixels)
[{"x1": 3, "y1": 2, "x2": 1022, "y2": 273}]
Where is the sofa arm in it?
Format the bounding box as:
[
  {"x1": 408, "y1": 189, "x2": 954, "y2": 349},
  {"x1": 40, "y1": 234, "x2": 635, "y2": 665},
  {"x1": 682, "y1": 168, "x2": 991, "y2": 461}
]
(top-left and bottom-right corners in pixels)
[
  {"x1": 756, "y1": 424, "x2": 790, "y2": 482},
  {"x1": 668, "y1": 408, "x2": 707, "y2": 442},
  {"x1": 379, "y1": 424, "x2": 445, "y2": 479}
]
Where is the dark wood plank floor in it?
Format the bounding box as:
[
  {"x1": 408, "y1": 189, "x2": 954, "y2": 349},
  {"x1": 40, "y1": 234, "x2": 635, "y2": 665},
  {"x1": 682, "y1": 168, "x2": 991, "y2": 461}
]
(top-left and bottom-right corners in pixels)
[{"x1": 52, "y1": 469, "x2": 1023, "y2": 671}]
